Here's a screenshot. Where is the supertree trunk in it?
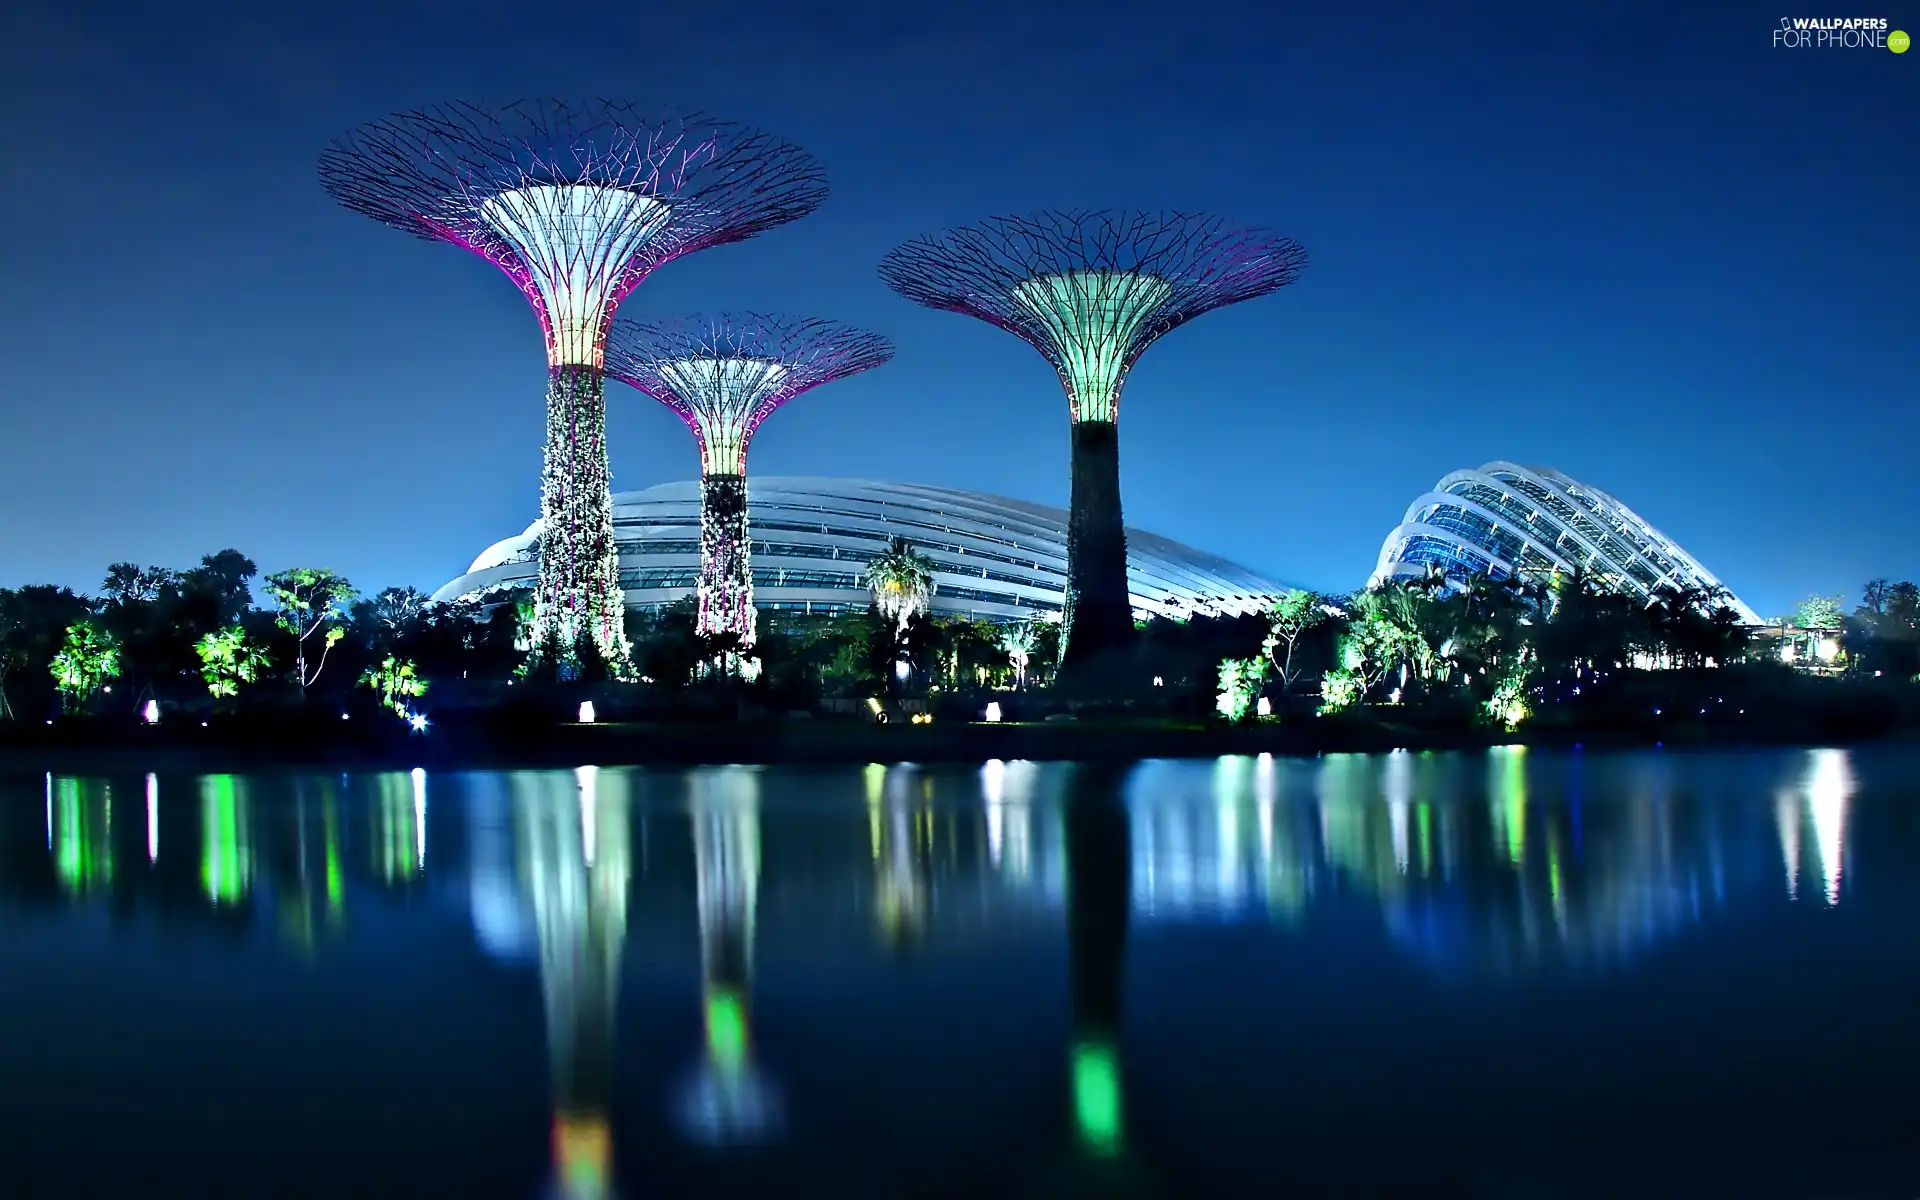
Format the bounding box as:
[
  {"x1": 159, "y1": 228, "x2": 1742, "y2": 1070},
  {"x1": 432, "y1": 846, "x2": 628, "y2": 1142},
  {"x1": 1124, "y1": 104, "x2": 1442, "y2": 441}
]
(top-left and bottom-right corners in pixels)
[
  {"x1": 698, "y1": 474, "x2": 756, "y2": 649},
  {"x1": 1061, "y1": 420, "x2": 1134, "y2": 673},
  {"x1": 535, "y1": 364, "x2": 633, "y2": 677}
]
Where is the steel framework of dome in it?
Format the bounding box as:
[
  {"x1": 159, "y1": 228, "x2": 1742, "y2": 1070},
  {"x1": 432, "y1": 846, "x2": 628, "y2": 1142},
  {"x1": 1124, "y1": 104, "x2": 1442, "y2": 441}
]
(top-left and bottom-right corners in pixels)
[{"x1": 1370, "y1": 461, "x2": 1762, "y2": 624}]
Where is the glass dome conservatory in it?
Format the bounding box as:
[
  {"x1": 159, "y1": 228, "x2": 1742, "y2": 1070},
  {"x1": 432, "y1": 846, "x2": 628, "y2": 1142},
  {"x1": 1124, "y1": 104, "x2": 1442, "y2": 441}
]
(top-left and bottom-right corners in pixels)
[
  {"x1": 436, "y1": 477, "x2": 1295, "y2": 624},
  {"x1": 1370, "y1": 461, "x2": 1761, "y2": 624}
]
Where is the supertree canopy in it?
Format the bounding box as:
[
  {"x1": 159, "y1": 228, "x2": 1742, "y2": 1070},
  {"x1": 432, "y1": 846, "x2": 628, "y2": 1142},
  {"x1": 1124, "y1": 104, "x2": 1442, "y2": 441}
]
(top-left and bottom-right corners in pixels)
[
  {"x1": 319, "y1": 100, "x2": 827, "y2": 678},
  {"x1": 604, "y1": 314, "x2": 892, "y2": 660},
  {"x1": 878, "y1": 210, "x2": 1306, "y2": 674}
]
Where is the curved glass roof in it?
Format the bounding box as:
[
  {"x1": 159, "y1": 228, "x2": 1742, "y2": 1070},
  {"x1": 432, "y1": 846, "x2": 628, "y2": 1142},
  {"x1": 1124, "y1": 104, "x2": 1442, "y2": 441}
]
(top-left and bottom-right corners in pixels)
[
  {"x1": 435, "y1": 477, "x2": 1296, "y2": 623},
  {"x1": 1370, "y1": 461, "x2": 1761, "y2": 624}
]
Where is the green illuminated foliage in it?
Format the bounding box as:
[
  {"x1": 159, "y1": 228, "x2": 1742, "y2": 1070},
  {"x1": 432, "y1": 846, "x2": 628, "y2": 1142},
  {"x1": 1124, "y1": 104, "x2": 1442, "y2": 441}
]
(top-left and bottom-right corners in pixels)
[
  {"x1": 1484, "y1": 647, "x2": 1537, "y2": 731},
  {"x1": 1264, "y1": 588, "x2": 1329, "y2": 693},
  {"x1": 360, "y1": 655, "x2": 427, "y2": 714},
  {"x1": 1215, "y1": 655, "x2": 1267, "y2": 722},
  {"x1": 195, "y1": 626, "x2": 270, "y2": 699},
  {"x1": 265, "y1": 568, "x2": 355, "y2": 690},
  {"x1": 1318, "y1": 666, "x2": 1365, "y2": 714},
  {"x1": 48, "y1": 621, "x2": 121, "y2": 710},
  {"x1": 1792, "y1": 594, "x2": 1846, "y2": 630}
]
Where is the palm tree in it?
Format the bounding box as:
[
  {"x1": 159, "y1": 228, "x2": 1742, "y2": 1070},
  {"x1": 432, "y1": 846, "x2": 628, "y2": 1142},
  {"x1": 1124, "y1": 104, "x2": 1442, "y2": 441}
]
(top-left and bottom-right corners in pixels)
[
  {"x1": 1333, "y1": 581, "x2": 1440, "y2": 704},
  {"x1": 1644, "y1": 582, "x2": 1748, "y2": 669},
  {"x1": 1000, "y1": 621, "x2": 1039, "y2": 689},
  {"x1": 1366, "y1": 580, "x2": 1442, "y2": 684},
  {"x1": 1437, "y1": 573, "x2": 1533, "y2": 692},
  {"x1": 370, "y1": 586, "x2": 429, "y2": 638},
  {"x1": 863, "y1": 539, "x2": 935, "y2": 633}
]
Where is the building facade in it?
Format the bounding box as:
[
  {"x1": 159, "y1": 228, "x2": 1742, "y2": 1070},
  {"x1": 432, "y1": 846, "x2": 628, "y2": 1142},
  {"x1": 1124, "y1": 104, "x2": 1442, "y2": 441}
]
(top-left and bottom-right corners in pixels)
[{"x1": 434, "y1": 477, "x2": 1294, "y2": 624}]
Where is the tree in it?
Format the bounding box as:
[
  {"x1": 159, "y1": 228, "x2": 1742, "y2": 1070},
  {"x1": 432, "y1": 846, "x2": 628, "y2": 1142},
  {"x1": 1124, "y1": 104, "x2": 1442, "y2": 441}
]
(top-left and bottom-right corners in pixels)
[
  {"x1": 1031, "y1": 616, "x2": 1063, "y2": 686},
  {"x1": 360, "y1": 655, "x2": 427, "y2": 715},
  {"x1": 369, "y1": 587, "x2": 429, "y2": 639},
  {"x1": 1847, "y1": 579, "x2": 1920, "y2": 679},
  {"x1": 1432, "y1": 573, "x2": 1536, "y2": 703},
  {"x1": 921, "y1": 616, "x2": 1001, "y2": 689},
  {"x1": 629, "y1": 598, "x2": 703, "y2": 686},
  {"x1": 1646, "y1": 583, "x2": 1747, "y2": 668},
  {"x1": 0, "y1": 593, "x2": 20, "y2": 720},
  {"x1": 194, "y1": 626, "x2": 270, "y2": 699},
  {"x1": 1263, "y1": 589, "x2": 1328, "y2": 693},
  {"x1": 264, "y1": 569, "x2": 355, "y2": 690},
  {"x1": 513, "y1": 594, "x2": 537, "y2": 652},
  {"x1": 1534, "y1": 564, "x2": 1639, "y2": 689},
  {"x1": 1860, "y1": 579, "x2": 1896, "y2": 616},
  {"x1": 863, "y1": 539, "x2": 936, "y2": 692},
  {"x1": 102, "y1": 563, "x2": 180, "y2": 605},
  {"x1": 1001, "y1": 622, "x2": 1039, "y2": 689},
  {"x1": 1484, "y1": 646, "x2": 1537, "y2": 731},
  {"x1": 183, "y1": 550, "x2": 259, "y2": 627},
  {"x1": 1887, "y1": 582, "x2": 1919, "y2": 622},
  {"x1": 1347, "y1": 581, "x2": 1439, "y2": 695},
  {"x1": 49, "y1": 622, "x2": 121, "y2": 711},
  {"x1": 1793, "y1": 594, "x2": 1846, "y2": 629},
  {"x1": 1215, "y1": 656, "x2": 1268, "y2": 722},
  {"x1": 2, "y1": 587, "x2": 92, "y2": 719},
  {"x1": 96, "y1": 562, "x2": 198, "y2": 712},
  {"x1": 863, "y1": 539, "x2": 935, "y2": 633}
]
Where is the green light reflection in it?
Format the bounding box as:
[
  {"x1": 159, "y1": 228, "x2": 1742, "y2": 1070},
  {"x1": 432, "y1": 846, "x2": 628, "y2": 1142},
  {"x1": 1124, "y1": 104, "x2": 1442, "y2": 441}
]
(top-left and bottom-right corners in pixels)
[
  {"x1": 1493, "y1": 747, "x2": 1528, "y2": 864},
  {"x1": 53, "y1": 778, "x2": 111, "y2": 892},
  {"x1": 1416, "y1": 801, "x2": 1434, "y2": 877},
  {"x1": 706, "y1": 988, "x2": 748, "y2": 1071},
  {"x1": 1071, "y1": 1038, "x2": 1123, "y2": 1157},
  {"x1": 324, "y1": 797, "x2": 344, "y2": 915},
  {"x1": 201, "y1": 775, "x2": 249, "y2": 904}
]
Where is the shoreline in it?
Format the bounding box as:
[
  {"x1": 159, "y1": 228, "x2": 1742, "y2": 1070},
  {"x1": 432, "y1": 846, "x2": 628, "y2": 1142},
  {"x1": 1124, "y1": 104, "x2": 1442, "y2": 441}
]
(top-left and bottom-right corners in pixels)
[{"x1": 2, "y1": 717, "x2": 1905, "y2": 775}]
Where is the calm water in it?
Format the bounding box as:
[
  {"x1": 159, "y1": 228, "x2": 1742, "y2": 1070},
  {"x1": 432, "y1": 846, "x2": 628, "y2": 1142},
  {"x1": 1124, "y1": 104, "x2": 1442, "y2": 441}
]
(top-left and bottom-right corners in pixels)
[{"x1": 3, "y1": 748, "x2": 1918, "y2": 1199}]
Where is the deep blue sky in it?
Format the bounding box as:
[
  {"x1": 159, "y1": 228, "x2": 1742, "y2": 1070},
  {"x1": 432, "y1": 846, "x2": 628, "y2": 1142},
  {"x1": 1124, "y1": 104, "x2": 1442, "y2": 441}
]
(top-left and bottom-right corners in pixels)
[{"x1": 0, "y1": 0, "x2": 1911, "y2": 619}]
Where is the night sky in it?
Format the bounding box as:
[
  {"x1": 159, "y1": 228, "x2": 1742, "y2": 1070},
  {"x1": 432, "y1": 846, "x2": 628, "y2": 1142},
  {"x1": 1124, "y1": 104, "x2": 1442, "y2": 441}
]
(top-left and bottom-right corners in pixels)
[{"x1": 0, "y1": 0, "x2": 1911, "y2": 620}]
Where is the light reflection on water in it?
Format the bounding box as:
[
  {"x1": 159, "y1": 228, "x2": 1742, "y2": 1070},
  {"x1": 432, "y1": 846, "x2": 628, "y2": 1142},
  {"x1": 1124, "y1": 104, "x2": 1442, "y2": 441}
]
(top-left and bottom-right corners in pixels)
[
  {"x1": 8, "y1": 748, "x2": 1872, "y2": 973},
  {"x1": 2, "y1": 746, "x2": 1913, "y2": 1198}
]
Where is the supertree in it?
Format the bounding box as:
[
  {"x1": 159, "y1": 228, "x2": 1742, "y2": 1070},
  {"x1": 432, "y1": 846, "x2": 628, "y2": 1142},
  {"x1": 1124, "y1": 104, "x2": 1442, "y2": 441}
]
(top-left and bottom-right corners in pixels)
[
  {"x1": 320, "y1": 101, "x2": 827, "y2": 678},
  {"x1": 878, "y1": 210, "x2": 1306, "y2": 675},
  {"x1": 604, "y1": 314, "x2": 892, "y2": 669}
]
